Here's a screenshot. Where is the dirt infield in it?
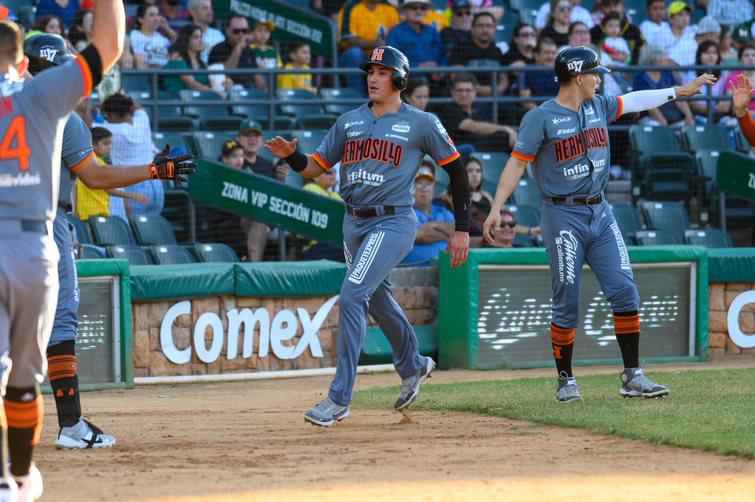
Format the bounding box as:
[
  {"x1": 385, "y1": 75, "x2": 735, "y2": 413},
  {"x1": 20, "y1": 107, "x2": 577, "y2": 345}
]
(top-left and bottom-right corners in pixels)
[{"x1": 38, "y1": 358, "x2": 755, "y2": 501}]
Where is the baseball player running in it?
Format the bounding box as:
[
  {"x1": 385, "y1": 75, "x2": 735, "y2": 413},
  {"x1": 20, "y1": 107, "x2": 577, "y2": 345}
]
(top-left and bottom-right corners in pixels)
[
  {"x1": 265, "y1": 46, "x2": 470, "y2": 427},
  {"x1": 0, "y1": 1, "x2": 125, "y2": 499},
  {"x1": 483, "y1": 46, "x2": 715, "y2": 403},
  {"x1": 22, "y1": 34, "x2": 195, "y2": 451}
]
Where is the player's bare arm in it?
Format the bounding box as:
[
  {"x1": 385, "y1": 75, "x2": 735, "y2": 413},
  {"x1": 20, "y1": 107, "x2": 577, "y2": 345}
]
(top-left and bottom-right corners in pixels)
[
  {"x1": 90, "y1": 0, "x2": 127, "y2": 72},
  {"x1": 731, "y1": 73, "x2": 753, "y2": 118},
  {"x1": 483, "y1": 156, "x2": 527, "y2": 245},
  {"x1": 264, "y1": 136, "x2": 326, "y2": 179}
]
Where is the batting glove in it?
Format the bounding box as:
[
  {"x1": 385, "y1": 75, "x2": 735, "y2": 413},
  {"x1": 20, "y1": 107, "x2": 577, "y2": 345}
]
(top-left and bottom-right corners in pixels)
[{"x1": 149, "y1": 145, "x2": 196, "y2": 182}]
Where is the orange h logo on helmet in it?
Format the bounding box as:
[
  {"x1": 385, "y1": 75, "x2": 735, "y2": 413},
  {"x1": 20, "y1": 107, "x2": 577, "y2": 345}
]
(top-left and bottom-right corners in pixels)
[{"x1": 371, "y1": 48, "x2": 384, "y2": 61}]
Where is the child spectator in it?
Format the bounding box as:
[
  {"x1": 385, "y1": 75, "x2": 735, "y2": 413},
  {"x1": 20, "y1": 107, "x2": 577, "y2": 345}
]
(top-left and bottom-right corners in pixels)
[
  {"x1": 74, "y1": 127, "x2": 148, "y2": 221},
  {"x1": 218, "y1": 139, "x2": 245, "y2": 169},
  {"x1": 277, "y1": 41, "x2": 315, "y2": 92},
  {"x1": 599, "y1": 11, "x2": 631, "y2": 95},
  {"x1": 250, "y1": 21, "x2": 281, "y2": 70},
  {"x1": 302, "y1": 170, "x2": 344, "y2": 261}
]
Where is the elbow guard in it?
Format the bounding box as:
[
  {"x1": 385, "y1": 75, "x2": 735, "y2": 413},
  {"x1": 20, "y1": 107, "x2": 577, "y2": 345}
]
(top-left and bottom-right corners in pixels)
[{"x1": 440, "y1": 156, "x2": 470, "y2": 232}]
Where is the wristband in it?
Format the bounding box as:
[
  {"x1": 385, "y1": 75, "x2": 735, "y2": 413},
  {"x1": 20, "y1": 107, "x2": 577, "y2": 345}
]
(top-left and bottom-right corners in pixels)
[{"x1": 285, "y1": 149, "x2": 308, "y2": 172}]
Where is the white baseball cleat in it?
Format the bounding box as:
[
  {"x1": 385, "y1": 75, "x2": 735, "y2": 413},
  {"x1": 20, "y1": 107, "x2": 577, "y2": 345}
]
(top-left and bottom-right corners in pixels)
[{"x1": 13, "y1": 464, "x2": 42, "y2": 502}]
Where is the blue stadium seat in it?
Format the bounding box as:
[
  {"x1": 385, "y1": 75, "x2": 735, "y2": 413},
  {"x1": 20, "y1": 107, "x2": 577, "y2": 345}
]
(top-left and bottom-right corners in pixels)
[
  {"x1": 152, "y1": 132, "x2": 190, "y2": 155},
  {"x1": 69, "y1": 215, "x2": 92, "y2": 245},
  {"x1": 162, "y1": 189, "x2": 193, "y2": 243},
  {"x1": 684, "y1": 229, "x2": 733, "y2": 248},
  {"x1": 276, "y1": 89, "x2": 338, "y2": 129},
  {"x1": 229, "y1": 88, "x2": 299, "y2": 130},
  {"x1": 106, "y1": 245, "x2": 153, "y2": 265},
  {"x1": 88, "y1": 216, "x2": 136, "y2": 246},
  {"x1": 634, "y1": 230, "x2": 680, "y2": 246},
  {"x1": 191, "y1": 243, "x2": 240, "y2": 263},
  {"x1": 130, "y1": 215, "x2": 178, "y2": 245},
  {"x1": 475, "y1": 152, "x2": 509, "y2": 195},
  {"x1": 610, "y1": 203, "x2": 644, "y2": 244},
  {"x1": 630, "y1": 126, "x2": 696, "y2": 201},
  {"x1": 682, "y1": 125, "x2": 733, "y2": 153},
  {"x1": 79, "y1": 244, "x2": 107, "y2": 259},
  {"x1": 511, "y1": 178, "x2": 541, "y2": 211},
  {"x1": 640, "y1": 201, "x2": 691, "y2": 244},
  {"x1": 319, "y1": 87, "x2": 363, "y2": 115},
  {"x1": 149, "y1": 245, "x2": 196, "y2": 265},
  {"x1": 179, "y1": 90, "x2": 242, "y2": 131},
  {"x1": 189, "y1": 131, "x2": 237, "y2": 161}
]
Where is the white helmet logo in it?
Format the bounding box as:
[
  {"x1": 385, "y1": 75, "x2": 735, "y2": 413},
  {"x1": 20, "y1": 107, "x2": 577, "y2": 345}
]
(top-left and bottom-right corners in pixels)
[
  {"x1": 567, "y1": 60, "x2": 583, "y2": 72},
  {"x1": 39, "y1": 48, "x2": 57, "y2": 62}
]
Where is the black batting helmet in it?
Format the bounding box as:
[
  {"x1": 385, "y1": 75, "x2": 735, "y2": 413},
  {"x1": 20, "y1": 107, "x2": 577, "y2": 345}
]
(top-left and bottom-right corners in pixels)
[
  {"x1": 359, "y1": 46, "x2": 410, "y2": 91},
  {"x1": 24, "y1": 34, "x2": 74, "y2": 75},
  {"x1": 554, "y1": 46, "x2": 610, "y2": 84}
]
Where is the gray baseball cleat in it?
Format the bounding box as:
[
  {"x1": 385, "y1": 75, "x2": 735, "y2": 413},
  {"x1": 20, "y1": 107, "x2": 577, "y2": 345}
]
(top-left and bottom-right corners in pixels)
[
  {"x1": 620, "y1": 367, "x2": 670, "y2": 398},
  {"x1": 394, "y1": 357, "x2": 436, "y2": 410},
  {"x1": 556, "y1": 371, "x2": 583, "y2": 403},
  {"x1": 304, "y1": 397, "x2": 350, "y2": 427}
]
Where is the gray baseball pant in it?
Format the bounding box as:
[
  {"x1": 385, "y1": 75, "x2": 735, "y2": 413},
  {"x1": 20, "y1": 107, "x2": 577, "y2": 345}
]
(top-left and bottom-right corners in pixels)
[{"x1": 49, "y1": 211, "x2": 79, "y2": 347}]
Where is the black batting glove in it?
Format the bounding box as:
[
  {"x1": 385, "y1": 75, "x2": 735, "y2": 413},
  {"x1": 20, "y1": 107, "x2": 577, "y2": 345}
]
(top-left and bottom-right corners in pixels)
[{"x1": 149, "y1": 144, "x2": 197, "y2": 182}]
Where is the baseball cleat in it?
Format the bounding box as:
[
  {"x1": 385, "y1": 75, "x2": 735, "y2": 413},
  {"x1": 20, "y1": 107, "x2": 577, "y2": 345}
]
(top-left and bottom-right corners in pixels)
[
  {"x1": 620, "y1": 367, "x2": 670, "y2": 398},
  {"x1": 304, "y1": 397, "x2": 350, "y2": 427},
  {"x1": 55, "y1": 418, "x2": 116, "y2": 450},
  {"x1": 13, "y1": 464, "x2": 42, "y2": 502},
  {"x1": 556, "y1": 372, "x2": 583, "y2": 403},
  {"x1": 394, "y1": 356, "x2": 436, "y2": 411},
  {"x1": 0, "y1": 477, "x2": 18, "y2": 502}
]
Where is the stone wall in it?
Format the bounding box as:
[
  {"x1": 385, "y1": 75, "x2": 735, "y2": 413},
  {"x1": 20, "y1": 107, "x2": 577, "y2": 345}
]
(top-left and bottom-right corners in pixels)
[{"x1": 708, "y1": 282, "x2": 755, "y2": 357}]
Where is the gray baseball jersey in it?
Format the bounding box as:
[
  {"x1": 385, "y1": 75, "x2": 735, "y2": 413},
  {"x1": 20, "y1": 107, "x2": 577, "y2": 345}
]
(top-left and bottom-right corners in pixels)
[
  {"x1": 313, "y1": 103, "x2": 460, "y2": 207},
  {"x1": 0, "y1": 57, "x2": 92, "y2": 221},
  {"x1": 59, "y1": 113, "x2": 95, "y2": 208},
  {"x1": 512, "y1": 94, "x2": 622, "y2": 198}
]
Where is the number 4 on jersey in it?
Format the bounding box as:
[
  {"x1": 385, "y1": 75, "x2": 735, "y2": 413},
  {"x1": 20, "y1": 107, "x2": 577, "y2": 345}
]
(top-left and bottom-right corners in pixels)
[{"x1": 0, "y1": 116, "x2": 30, "y2": 170}]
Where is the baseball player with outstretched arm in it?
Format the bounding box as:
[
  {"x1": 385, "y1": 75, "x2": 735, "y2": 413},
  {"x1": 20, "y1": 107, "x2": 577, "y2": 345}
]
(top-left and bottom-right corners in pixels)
[
  {"x1": 0, "y1": 1, "x2": 125, "y2": 499},
  {"x1": 483, "y1": 46, "x2": 715, "y2": 403},
  {"x1": 22, "y1": 33, "x2": 195, "y2": 451},
  {"x1": 265, "y1": 46, "x2": 471, "y2": 427},
  {"x1": 730, "y1": 73, "x2": 755, "y2": 145}
]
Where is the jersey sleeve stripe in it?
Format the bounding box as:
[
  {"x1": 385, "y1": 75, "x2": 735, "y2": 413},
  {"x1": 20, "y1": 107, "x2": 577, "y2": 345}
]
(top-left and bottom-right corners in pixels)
[
  {"x1": 614, "y1": 95, "x2": 624, "y2": 122},
  {"x1": 75, "y1": 55, "x2": 93, "y2": 97},
  {"x1": 312, "y1": 152, "x2": 331, "y2": 171},
  {"x1": 436, "y1": 150, "x2": 460, "y2": 167},
  {"x1": 512, "y1": 151, "x2": 535, "y2": 162},
  {"x1": 70, "y1": 151, "x2": 95, "y2": 172}
]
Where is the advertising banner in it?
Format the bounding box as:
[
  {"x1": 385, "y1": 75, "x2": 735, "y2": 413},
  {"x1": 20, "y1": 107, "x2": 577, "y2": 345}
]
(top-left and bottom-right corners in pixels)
[{"x1": 717, "y1": 151, "x2": 755, "y2": 200}]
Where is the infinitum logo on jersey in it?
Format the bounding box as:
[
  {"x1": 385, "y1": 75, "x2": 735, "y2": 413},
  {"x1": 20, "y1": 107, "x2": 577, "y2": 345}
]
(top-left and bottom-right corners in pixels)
[
  {"x1": 342, "y1": 139, "x2": 403, "y2": 167},
  {"x1": 347, "y1": 169, "x2": 385, "y2": 186},
  {"x1": 555, "y1": 230, "x2": 578, "y2": 284},
  {"x1": 563, "y1": 162, "x2": 589, "y2": 180}
]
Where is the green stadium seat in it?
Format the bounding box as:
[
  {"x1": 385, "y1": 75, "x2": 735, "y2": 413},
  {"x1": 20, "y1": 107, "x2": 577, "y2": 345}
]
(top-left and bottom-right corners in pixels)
[
  {"x1": 121, "y1": 74, "x2": 151, "y2": 93},
  {"x1": 494, "y1": 8, "x2": 522, "y2": 46},
  {"x1": 191, "y1": 243, "x2": 239, "y2": 263},
  {"x1": 292, "y1": 130, "x2": 328, "y2": 154},
  {"x1": 79, "y1": 244, "x2": 106, "y2": 259},
  {"x1": 189, "y1": 131, "x2": 237, "y2": 160},
  {"x1": 149, "y1": 245, "x2": 196, "y2": 265},
  {"x1": 275, "y1": 89, "x2": 338, "y2": 129},
  {"x1": 624, "y1": 0, "x2": 648, "y2": 23},
  {"x1": 152, "y1": 132, "x2": 190, "y2": 155},
  {"x1": 511, "y1": 178, "x2": 541, "y2": 211},
  {"x1": 514, "y1": 0, "x2": 541, "y2": 25},
  {"x1": 88, "y1": 216, "x2": 136, "y2": 246},
  {"x1": 230, "y1": 88, "x2": 269, "y2": 120},
  {"x1": 162, "y1": 189, "x2": 193, "y2": 243},
  {"x1": 695, "y1": 149, "x2": 720, "y2": 193},
  {"x1": 630, "y1": 125, "x2": 696, "y2": 201},
  {"x1": 684, "y1": 229, "x2": 733, "y2": 248},
  {"x1": 682, "y1": 125, "x2": 733, "y2": 152},
  {"x1": 634, "y1": 230, "x2": 680, "y2": 246},
  {"x1": 475, "y1": 151, "x2": 508, "y2": 194},
  {"x1": 130, "y1": 215, "x2": 178, "y2": 245},
  {"x1": 319, "y1": 87, "x2": 363, "y2": 115},
  {"x1": 106, "y1": 245, "x2": 153, "y2": 265},
  {"x1": 179, "y1": 90, "x2": 242, "y2": 131},
  {"x1": 610, "y1": 203, "x2": 644, "y2": 244},
  {"x1": 640, "y1": 201, "x2": 691, "y2": 244},
  {"x1": 629, "y1": 125, "x2": 683, "y2": 154},
  {"x1": 69, "y1": 215, "x2": 92, "y2": 245}
]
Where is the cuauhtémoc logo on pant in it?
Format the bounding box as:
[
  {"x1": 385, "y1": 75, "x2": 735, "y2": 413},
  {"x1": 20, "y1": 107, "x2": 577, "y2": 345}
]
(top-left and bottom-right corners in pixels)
[{"x1": 555, "y1": 230, "x2": 578, "y2": 284}]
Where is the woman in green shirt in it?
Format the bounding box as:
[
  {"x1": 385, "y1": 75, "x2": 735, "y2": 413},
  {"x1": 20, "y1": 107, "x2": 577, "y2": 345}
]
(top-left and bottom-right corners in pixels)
[{"x1": 163, "y1": 24, "x2": 215, "y2": 95}]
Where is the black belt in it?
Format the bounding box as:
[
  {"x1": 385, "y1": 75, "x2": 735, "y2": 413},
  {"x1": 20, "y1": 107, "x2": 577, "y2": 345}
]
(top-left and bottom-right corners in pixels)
[
  {"x1": 21, "y1": 220, "x2": 48, "y2": 234},
  {"x1": 551, "y1": 193, "x2": 603, "y2": 206},
  {"x1": 346, "y1": 205, "x2": 397, "y2": 218}
]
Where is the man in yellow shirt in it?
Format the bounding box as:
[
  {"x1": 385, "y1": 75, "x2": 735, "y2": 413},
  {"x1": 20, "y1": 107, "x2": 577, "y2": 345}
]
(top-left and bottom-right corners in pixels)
[{"x1": 338, "y1": 0, "x2": 399, "y2": 93}]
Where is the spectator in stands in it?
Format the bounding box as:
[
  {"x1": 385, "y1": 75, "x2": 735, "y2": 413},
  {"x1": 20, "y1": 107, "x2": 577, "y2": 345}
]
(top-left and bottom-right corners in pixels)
[
  {"x1": 450, "y1": 12, "x2": 506, "y2": 97},
  {"x1": 402, "y1": 76, "x2": 430, "y2": 111},
  {"x1": 35, "y1": 0, "x2": 79, "y2": 29},
  {"x1": 535, "y1": 0, "x2": 594, "y2": 30},
  {"x1": 682, "y1": 40, "x2": 730, "y2": 120},
  {"x1": 159, "y1": 0, "x2": 192, "y2": 31},
  {"x1": 440, "y1": 156, "x2": 491, "y2": 236},
  {"x1": 68, "y1": 9, "x2": 93, "y2": 52},
  {"x1": 219, "y1": 140, "x2": 245, "y2": 169},
  {"x1": 312, "y1": 0, "x2": 346, "y2": 20},
  {"x1": 719, "y1": 26, "x2": 739, "y2": 64},
  {"x1": 467, "y1": 0, "x2": 504, "y2": 21},
  {"x1": 633, "y1": 45, "x2": 695, "y2": 126},
  {"x1": 519, "y1": 37, "x2": 559, "y2": 110},
  {"x1": 130, "y1": 4, "x2": 173, "y2": 69},
  {"x1": 567, "y1": 21, "x2": 593, "y2": 48},
  {"x1": 250, "y1": 20, "x2": 282, "y2": 89},
  {"x1": 236, "y1": 119, "x2": 287, "y2": 181},
  {"x1": 208, "y1": 14, "x2": 265, "y2": 90},
  {"x1": 696, "y1": 16, "x2": 722, "y2": 45},
  {"x1": 163, "y1": 24, "x2": 218, "y2": 94},
  {"x1": 640, "y1": 0, "x2": 674, "y2": 51},
  {"x1": 732, "y1": 20, "x2": 754, "y2": 51},
  {"x1": 386, "y1": 0, "x2": 446, "y2": 81},
  {"x1": 401, "y1": 165, "x2": 455, "y2": 265},
  {"x1": 599, "y1": 12, "x2": 632, "y2": 95},
  {"x1": 437, "y1": 72, "x2": 517, "y2": 152},
  {"x1": 589, "y1": 0, "x2": 644, "y2": 64},
  {"x1": 100, "y1": 94, "x2": 163, "y2": 221},
  {"x1": 666, "y1": 1, "x2": 697, "y2": 66},
  {"x1": 277, "y1": 41, "x2": 316, "y2": 92},
  {"x1": 441, "y1": 0, "x2": 474, "y2": 59},
  {"x1": 337, "y1": 0, "x2": 399, "y2": 93},
  {"x1": 503, "y1": 24, "x2": 537, "y2": 67},
  {"x1": 302, "y1": 171, "x2": 345, "y2": 261},
  {"x1": 480, "y1": 208, "x2": 520, "y2": 248},
  {"x1": 33, "y1": 14, "x2": 66, "y2": 37},
  {"x1": 724, "y1": 43, "x2": 755, "y2": 118},
  {"x1": 705, "y1": 0, "x2": 754, "y2": 29},
  {"x1": 188, "y1": 0, "x2": 224, "y2": 63},
  {"x1": 540, "y1": 0, "x2": 573, "y2": 48}
]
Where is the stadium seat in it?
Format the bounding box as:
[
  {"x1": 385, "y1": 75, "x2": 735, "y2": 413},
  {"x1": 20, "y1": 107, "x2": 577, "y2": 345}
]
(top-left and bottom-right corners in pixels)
[
  {"x1": 179, "y1": 90, "x2": 242, "y2": 131},
  {"x1": 610, "y1": 203, "x2": 644, "y2": 243},
  {"x1": 162, "y1": 189, "x2": 193, "y2": 243},
  {"x1": 623, "y1": 0, "x2": 647, "y2": 23},
  {"x1": 511, "y1": 178, "x2": 541, "y2": 211},
  {"x1": 69, "y1": 215, "x2": 92, "y2": 245},
  {"x1": 682, "y1": 125, "x2": 732, "y2": 153},
  {"x1": 149, "y1": 245, "x2": 196, "y2": 265},
  {"x1": 319, "y1": 87, "x2": 363, "y2": 115},
  {"x1": 640, "y1": 201, "x2": 691, "y2": 244},
  {"x1": 79, "y1": 244, "x2": 106, "y2": 259},
  {"x1": 684, "y1": 229, "x2": 733, "y2": 248},
  {"x1": 634, "y1": 230, "x2": 680, "y2": 246},
  {"x1": 230, "y1": 89, "x2": 297, "y2": 129},
  {"x1": 276, "y1": 89, "x2": 337, "y2": 129},
  {"x1": 130, "y1": 215, "x2": 178, "y2": 245},
  {"x1": 88, "y1": 216, "x2": 136, "y2": 246},
  {"x1": 629, "y1": 125, "x2": 683, "y2": 154},
  {"x1": 475, "y1": 152, "x2": 509, "y2": 194},
  {"x1": 695, "y1": 149, "x2": 720, "y2": 194},
  {"x1": 292, "y1": 130, "x2": 328, "y2": 155},
  {"x1": 494, "y1": 8, "x2": 522, "y2": 47},
  {"x1": 630, "y1": 126, "x2": 697, "y2": 200},
  {"x1": 191, "y1": 243, "x2": 240, "y2": 262},
  {"x1": 190, "y1": 131, "x2": 237, "y2": 161},
  {"x1": 152, "y1": 132, "x2": 190, "y2": 156},
  {"x1": 121, "y1": 74, "x2": 151, "y2": 93},
  {"x1": 106, "y1": 245, "x2": 153, "y2": 265},
  {"x1": 514, "y1": 0, "x2": 541, "y2": 25}
]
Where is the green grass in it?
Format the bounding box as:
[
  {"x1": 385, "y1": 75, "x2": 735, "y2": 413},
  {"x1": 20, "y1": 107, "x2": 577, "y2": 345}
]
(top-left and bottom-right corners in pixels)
[{"x1": 353, "y1": 368, "x2": 755, "y2": 458}]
